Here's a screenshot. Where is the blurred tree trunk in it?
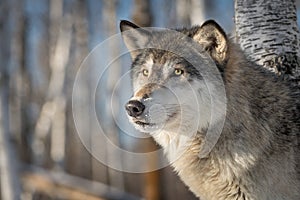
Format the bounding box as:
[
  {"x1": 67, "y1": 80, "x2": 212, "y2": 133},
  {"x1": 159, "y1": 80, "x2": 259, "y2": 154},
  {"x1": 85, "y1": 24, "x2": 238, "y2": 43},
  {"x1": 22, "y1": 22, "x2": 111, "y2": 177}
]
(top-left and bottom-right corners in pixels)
[
  {"x1": 235, "y1": 0, "x2": 300, "y2": 86},
  {"x1": 176, "y1": 0, "x2": 191, "y2": 26},
  {"x1": 86, "y1": 0, "x2": 110, "y2": 185},
  {"x1": 48, "y1": 0, "x2": 68, "y2": 168},
  {"x1": 176, "y1": 0, "x2": 207, "y2": 27},
  {"x1": 33, "y1": 0, "x2": 71, "y2": 169},
  {"x1": 132, "y1": 0, "x2": 152, "y2": 27},
  {"x1": 0, "y1": 56, "x2": 22, "y2": 200},
  {"x1": 24, "y1": 0, "x2": 50, "y2": 166},
  {"x1": 0, "y1": 0, "x2": 22, "y2": 199},
  {"x1": 6, "y1": 0, "x2": 25, "y2": 162},
  {"x1": 64, "y1": 0, "x2": 93, "y2": 179},
  {"x1": 102, "y1": 0, "x2": 125, "y2": 191},
  {"x1": 190, "y1": 0, "x2": 206, "y2": 25}
]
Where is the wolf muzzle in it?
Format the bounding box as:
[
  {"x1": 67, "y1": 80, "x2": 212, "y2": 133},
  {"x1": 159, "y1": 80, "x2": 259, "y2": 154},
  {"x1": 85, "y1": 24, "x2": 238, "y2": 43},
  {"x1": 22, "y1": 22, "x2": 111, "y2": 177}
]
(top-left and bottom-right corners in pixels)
[
  {"x1": 125, "y1": 83, "x2": 164, "y2": 118},
  {"x1": 125, "y1": 100, "x2": 145, "y2": 118}
]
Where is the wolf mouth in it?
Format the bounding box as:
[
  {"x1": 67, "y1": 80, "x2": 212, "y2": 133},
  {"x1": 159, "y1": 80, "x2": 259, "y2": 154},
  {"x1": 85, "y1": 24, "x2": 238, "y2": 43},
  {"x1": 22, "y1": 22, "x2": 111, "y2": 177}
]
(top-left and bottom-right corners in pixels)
[
  {"x1": 134, "y1": 120, "x2": 155, "y2": 127},
  {"x1": 133, "y1": 111, "x2": 178, "y2": 129}
]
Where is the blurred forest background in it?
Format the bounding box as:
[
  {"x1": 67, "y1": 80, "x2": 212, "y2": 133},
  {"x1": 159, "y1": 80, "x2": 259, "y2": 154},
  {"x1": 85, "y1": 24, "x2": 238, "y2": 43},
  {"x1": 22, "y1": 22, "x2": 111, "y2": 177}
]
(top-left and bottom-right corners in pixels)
[{"x1": 0, "y1": 0, "x2": 299, "y2": 200}]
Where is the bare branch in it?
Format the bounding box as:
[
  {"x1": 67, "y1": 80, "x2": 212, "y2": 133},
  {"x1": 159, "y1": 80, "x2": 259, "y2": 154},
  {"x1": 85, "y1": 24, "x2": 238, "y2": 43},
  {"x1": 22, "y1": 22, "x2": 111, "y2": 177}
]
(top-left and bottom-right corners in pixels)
[{"x1": 21, "y1": 166, "x2": 142, "y2": 200}]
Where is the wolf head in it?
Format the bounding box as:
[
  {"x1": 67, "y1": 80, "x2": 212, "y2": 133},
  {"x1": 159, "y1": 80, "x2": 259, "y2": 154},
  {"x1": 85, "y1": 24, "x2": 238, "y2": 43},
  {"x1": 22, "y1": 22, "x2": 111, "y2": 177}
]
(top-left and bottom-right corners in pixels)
[{"x1": 120, "y1": 20, "x2": 228, "y2": 149}]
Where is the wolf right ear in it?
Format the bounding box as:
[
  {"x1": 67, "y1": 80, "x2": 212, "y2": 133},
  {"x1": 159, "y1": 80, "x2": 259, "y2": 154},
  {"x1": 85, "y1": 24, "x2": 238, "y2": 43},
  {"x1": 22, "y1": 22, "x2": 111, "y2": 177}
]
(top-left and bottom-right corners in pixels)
[
  {"x1": 193, "y1": 20, "x2": 228, "y2": 66},
  {"x1": 120, "y1": 20, "x2": 150, "y2": 60}
]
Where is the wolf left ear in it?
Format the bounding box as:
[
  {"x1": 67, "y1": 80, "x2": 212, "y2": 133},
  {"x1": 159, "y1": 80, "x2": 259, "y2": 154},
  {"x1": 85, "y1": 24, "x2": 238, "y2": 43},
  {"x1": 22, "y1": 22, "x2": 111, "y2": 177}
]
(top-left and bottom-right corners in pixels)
[
  {"x1": 120, "y1": 20, "x2": 150, "y2": 60},
  {"x1": 193, "y1": 20, "x2": 228, "y2": 66}
]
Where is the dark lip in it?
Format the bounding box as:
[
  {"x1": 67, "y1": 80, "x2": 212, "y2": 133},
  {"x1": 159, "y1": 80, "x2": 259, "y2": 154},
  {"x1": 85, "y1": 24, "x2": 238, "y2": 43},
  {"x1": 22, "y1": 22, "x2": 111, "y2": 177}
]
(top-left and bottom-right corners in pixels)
[
  {"x1": 134, "y1": 120, "x2": 155, "y2": 127},
  {"x1": 133, "y1": 112, "x2": 177, "y2": 127}
]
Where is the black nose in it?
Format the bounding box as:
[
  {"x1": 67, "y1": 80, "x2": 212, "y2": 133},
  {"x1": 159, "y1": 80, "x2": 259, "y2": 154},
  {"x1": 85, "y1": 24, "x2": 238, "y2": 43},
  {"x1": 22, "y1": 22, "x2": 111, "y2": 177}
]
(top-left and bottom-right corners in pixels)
[{"x1": 125, "y1": 100, "x2": 145, "y2": 117}]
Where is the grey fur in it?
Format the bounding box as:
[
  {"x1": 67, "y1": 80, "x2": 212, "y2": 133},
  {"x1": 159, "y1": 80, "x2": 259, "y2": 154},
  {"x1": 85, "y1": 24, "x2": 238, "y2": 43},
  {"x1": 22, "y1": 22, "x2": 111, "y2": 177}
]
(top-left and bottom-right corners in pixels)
[{"x1": 120, "y1": 20, "x2": 300, "y2": 200}]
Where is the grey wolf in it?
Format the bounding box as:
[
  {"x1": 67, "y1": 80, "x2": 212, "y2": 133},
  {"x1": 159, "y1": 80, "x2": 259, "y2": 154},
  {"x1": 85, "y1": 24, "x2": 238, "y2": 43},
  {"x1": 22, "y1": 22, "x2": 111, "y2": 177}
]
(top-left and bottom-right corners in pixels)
[{"x1": 120, "y1": 20, "x2": 300, "y2": 200}]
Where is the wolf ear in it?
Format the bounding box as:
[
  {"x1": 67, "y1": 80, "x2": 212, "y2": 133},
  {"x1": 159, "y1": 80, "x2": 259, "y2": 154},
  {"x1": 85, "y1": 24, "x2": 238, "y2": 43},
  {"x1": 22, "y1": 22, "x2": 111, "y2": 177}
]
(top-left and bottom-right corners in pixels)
[
  {"x1": 120, "y1": 20, "x2": 150, "y2": 60},
  {"x1": 193, "y1": 20, "x2": 228, "y2": 66}
]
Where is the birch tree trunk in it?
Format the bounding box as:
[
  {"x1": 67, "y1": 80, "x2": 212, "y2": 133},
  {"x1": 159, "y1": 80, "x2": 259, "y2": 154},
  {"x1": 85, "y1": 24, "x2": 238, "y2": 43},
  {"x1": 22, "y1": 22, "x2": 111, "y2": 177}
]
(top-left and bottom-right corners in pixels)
[{"x1": 235, "y1": 0, "x2": 300, "y2": 86}]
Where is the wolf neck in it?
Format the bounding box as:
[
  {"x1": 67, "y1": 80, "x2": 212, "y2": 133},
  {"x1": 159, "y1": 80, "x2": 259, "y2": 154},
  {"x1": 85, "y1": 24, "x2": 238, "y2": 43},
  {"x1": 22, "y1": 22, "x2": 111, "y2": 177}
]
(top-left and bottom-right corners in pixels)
[
  {"x1": 152, "y1": 129, "x2": 226, "y2": 199},
  {"x1": 152, "y1": 125, "x2": 252, "y2": 200},
  {"x1": 152, "y1": 129, "x2": 204, "y2": 161}
]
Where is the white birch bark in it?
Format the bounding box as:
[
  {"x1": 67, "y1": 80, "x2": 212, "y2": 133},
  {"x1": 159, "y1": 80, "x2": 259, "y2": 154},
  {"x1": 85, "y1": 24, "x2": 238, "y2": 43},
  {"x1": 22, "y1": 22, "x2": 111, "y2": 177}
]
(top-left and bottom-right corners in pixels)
[{"x1": 235, "y1": 0, "x2": 300, "y2": 85}]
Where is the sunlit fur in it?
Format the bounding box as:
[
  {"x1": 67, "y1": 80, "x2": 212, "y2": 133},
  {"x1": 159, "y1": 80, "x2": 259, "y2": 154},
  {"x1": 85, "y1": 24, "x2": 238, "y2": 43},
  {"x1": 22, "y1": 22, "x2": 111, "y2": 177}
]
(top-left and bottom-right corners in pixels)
[{"x1": 121, "y1": 20, "x2": 300, "y2": 200}]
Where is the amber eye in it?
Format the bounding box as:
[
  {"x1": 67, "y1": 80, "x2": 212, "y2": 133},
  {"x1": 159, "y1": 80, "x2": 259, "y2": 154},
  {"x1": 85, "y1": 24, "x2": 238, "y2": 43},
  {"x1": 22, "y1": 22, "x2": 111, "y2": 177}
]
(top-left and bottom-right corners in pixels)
[
  {"x1": 142, "y1": 69, "x2": 149, "y2": 76},
  {"x1": 174, "y1": 68, "x2": 184, "y2": 76}
]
